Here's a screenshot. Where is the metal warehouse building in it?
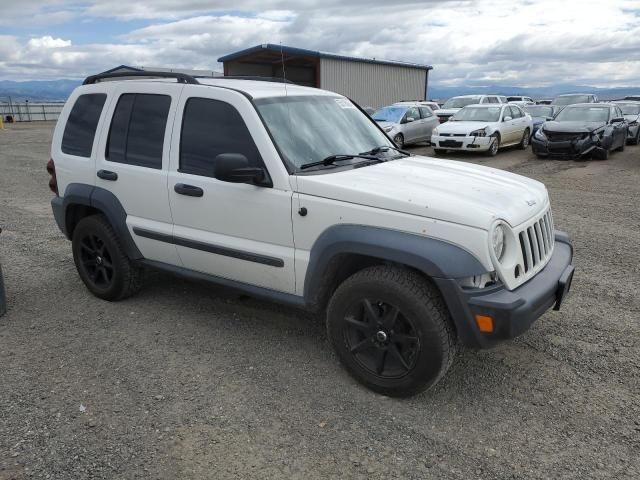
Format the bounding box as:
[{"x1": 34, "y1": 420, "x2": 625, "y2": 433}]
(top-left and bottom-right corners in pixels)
[{"x1": 218, "y1": 44, "x2": 432, "y2": 109}]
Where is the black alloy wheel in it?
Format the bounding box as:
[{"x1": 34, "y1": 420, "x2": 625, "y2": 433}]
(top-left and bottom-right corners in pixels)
[
  {"x1": 343, "y1": 299, "x2": 420, "y2": 379},
  {"x1": 78, "y1": 233, "x2": 115, "y2": 289}
]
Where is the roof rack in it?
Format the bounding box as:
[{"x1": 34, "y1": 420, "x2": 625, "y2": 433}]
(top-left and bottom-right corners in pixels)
[
  {"x1": 83, "y1": 71, "x2": 200, "y2": 85},
  {"x1": 214, "y1": 76, "x2": 296, "y2": 84}
]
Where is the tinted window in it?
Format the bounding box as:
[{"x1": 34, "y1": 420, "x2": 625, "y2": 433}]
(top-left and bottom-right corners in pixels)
[
  {"x1": 419, "y1": 107, "x2": 433, "y2": 118},
  {"x1": 106, "y1": 93, "x2": 171, "y2": 169},
  {"x1": 180, "y1": 98, "x2": 262, "y2": 177},
  {"x1": 61, "y1": 94, "x2": 107, "y2": 157}
]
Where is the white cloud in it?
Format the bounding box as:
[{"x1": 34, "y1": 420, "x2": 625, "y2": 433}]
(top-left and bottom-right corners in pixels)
[{"x1": 1, "y1": 0, "x2": 640, "y2": 88}]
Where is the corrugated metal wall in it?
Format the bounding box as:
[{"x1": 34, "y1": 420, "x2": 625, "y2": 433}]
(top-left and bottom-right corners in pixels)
[{"x1": 320, "y1": 58, "x2": 427, "y2": 109}]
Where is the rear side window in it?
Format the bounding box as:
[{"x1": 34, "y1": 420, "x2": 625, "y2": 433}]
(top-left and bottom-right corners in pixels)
[
  {"x1": 180, "y1": 98, "x2": 263, "y2": 177},
  {"x1": 61, "y1": 94, "x2": 107, "y2": 157},
  {"x1": 106, "y1": 93, "x2": 171, "y2": 169},
  {"x1": 419, "y1": 107, "x2": 433, "y2": 118}
]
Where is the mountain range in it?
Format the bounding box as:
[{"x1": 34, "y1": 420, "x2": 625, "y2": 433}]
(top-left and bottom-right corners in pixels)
[{"x1": 1, "y1": 79, "x2": 640, "y2": 103}]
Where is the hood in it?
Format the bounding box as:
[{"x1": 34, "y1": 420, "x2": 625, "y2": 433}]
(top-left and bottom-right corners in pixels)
[
  {"x1": 437, "y1": 121, "x2": 489, "y2": 134},
  {"x1": 436, "y1": 108, "x2": 460, "y2": 116},
  {"x1": 375, "y1": 120, "x2": 397, "y2": 129},
  {"x1": 543, "y1": 120, "x2": 605, "y2": 133},
  {"x1": 297, "y1": 156, "x2": 548, "y2": 230}
]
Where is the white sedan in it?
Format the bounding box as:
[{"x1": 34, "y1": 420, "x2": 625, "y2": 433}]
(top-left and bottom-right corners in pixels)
[{"x1": 431, "y1": 104, "x2": 533, "y2": 156}]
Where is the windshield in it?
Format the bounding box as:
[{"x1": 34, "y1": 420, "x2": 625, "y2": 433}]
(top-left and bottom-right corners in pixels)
[
  {"x1": 555, "y1": 106, "x2": 610, "y2": 122},
  {"x1": 619, "y1": 104, "x2": 640, "y2": 115},
  {"x1": 372, "y1": 106, "x2": 406, "y2": 123},
  {"x1": 255, "y1": 95, "x2": 394, "y2": 171},
  {"x1": 552, "y1": 95, "x2": 591, "y2": 106},
  {"x1": 451, "y1": 106, "x2": 502, "y2": 122},
  {"x1": 524, "y1": 106, "x2": 555, "y2": 118},
  {"x1": 442, "y1": 96, "x2": 482, "y2": 109}
]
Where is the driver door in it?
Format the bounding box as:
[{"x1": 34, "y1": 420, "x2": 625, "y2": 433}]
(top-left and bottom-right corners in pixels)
[
  {"x1": 167, "y1": 88, "x2": 296, "y2": 294},
  {"x1": 401, "y1": 106, "x2": 422, "y2": 143}
]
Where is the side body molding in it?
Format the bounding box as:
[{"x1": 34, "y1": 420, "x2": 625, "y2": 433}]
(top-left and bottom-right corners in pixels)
[
  {"x1": 51, "y1": 183, "x2": 142, "y2": 259},
  {"x1": 303, "y1": 224, "x2": 488, "y2": 305}
]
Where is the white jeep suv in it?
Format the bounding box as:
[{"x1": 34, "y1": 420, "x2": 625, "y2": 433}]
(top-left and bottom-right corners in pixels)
[{"x1": 48, "y1": 72, "x2": 574, "y2": 397}]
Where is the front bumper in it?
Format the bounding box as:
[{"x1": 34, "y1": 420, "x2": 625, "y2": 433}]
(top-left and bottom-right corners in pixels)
[
  {"x1": 432, "y1": 135, "x2": 491, "y2": 151},
  {"x1": 435, "y1": 231, "x2": 574, "y2": 349},
  {"x1": 532, "y1": 135, "x2": 606, "y2": 159}
]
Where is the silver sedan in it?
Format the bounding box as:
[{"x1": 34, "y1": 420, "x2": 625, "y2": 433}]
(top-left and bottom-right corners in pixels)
[{"x1": 372, "y1": 104, "x2": 440, "y2": 148}]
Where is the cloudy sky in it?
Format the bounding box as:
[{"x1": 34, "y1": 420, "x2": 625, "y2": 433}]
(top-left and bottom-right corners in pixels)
[{"x1": 1, "y1": 0, "x2": 640, "y2": 86}]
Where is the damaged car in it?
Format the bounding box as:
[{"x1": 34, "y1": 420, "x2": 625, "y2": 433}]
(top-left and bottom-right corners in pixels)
[
  {"x1": 612, "y1": 101, "x2": 640, "y2": 145},
  {"x1": 532, "y1": 103, "x2": 628, "y2": 160}
]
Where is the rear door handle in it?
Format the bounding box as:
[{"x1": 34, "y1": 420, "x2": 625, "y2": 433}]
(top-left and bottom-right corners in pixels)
[
  {"x1": 97, "y1": 170, "x2": 118, "y2": 181},
  {"x1": 174, "y1": 183, "x2": 204, "y2": 197}
]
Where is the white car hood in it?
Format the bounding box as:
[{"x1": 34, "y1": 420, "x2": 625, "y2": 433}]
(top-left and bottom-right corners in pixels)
[
  {"x1": 437, "y1": 121, "x2": 491, "y2": 135},
  {"x1": 297, "y1": 156, "x2": 548, "y2": 229},
  {"x1": 436, "y1": 108, "x2": 461, "y2": 116}
]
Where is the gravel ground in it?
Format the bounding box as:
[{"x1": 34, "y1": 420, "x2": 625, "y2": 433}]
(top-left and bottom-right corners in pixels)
[{"x1": 0, "y1": 122, "x2": 639, "y2": 480}]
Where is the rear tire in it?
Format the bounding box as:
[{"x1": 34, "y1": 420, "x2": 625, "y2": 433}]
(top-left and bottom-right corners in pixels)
[
  {"x1": 518, "y1": 129, "x2": 530, "y2": 149},
  {"x1": 393, "y1": 134, "x2": 404, "y2": 149},
  {"x1": 326, "y1": 266, "x2": 457, "y2": 397},
  {"x1": 72, "y1": 214, "x2": 143, "y2": 301}
]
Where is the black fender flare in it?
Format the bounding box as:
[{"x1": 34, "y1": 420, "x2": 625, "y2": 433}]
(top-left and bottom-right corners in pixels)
[
  {"x1": 303, "y1": 224, "x2": 488, "y2": 305},
  {"x1": 51, "y1": 183, "x2": 142, "y2": 259}
]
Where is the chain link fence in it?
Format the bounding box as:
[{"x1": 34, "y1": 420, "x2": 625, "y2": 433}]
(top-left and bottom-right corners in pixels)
[{"x1": 1, "y1": 101, "x2": 65, "y2": 122}]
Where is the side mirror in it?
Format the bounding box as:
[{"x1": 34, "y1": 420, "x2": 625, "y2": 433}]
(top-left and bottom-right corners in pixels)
[
  {"x1": 503, "y1": 116, "x2": 512, "y2": 122},
  {"x1": 404, "y1": 116, "x2": 416, "y2": 123},
  {"x1": 213, "y1": 153, "x2": 270, "y2": 187},
  {"x1": 545, "y1": 116, "x2": 554, "y2": 121}
]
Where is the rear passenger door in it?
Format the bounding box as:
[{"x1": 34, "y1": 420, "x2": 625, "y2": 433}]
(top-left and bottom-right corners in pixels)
[
  {"x1": 94, "y1": 83, "x2": 182, "y2": 265},
  {"x1": 402, "y1": 107, "x2": 422, "y2": 143},
  {"x1": 509, "y1": 105, "x2": 528, "y2": 140},
  {"x1": 501, "y1": 106, "x2": 519, "y2": 143},
  {"x1": 418, "y1": 107, "x2": 438, "y2": 140},
  {"x1": 167, "y1": 88, "x2": 296, "y2": 294}
]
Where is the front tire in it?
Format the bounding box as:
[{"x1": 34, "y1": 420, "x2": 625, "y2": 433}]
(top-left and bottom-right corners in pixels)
[
  {"x1": 72, "y1": 214, "x2": 143, "y2": 301},
  {"x1": 486, "y1": 133, "x2": 500, "y2": 156},
  {"x1": 326, "y1": 266, "x2": 457, "y2": 397},
  {"x1": 518, "y1": 129, "x2": 530, "y2": 149},
  {"x1": 393, "y1": 133, "x2": 404, "y2": 149}
]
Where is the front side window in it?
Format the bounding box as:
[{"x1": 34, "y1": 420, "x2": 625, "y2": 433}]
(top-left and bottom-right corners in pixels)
[
  {"x1": 180, "y1": 98, "x2": 263, "y2": 177},
  {"x1": 106, "y1": 93, "x2": 171, "y2": 169},
  {"x1": 256, "y1": 95, "x2": 394, "y2": 171},
  {"x1": 61, "y1": 94, "x2": 107, "y2": 157}
]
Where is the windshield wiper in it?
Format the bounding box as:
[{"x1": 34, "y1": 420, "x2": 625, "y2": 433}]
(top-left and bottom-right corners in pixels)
[
  {"x1": 359, "y1": 145, "x2": 410, "y2": 157},
  {"x1": 299, "y1": 154, "x2": 380, "y2": 170}
]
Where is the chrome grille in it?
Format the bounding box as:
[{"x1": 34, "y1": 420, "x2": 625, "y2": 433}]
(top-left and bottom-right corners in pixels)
[{"x1": 518, "y1": 209, "x2": 554, "y2": 276}]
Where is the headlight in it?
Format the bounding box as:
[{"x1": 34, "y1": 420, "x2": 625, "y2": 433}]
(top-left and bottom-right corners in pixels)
[
  {"x1": 535, "y1": 128, "x2": 547, "y2": 140},
  {"x1": 470, "y1": 128, "x2": 488, "y2": 137},
  {"x1": 492, "y1": 224, "x2": 506, "y2": 262},
  {"x1": 384, "y1": 126, "x2": 393, "y2": 132}
]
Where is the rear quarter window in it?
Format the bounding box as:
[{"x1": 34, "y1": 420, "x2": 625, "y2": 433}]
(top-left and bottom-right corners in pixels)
[{"x1": 61, "y1": 94, "x2": 107, "y2": 157}]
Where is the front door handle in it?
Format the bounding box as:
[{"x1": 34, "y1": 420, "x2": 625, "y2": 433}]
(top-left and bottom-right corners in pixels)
[
  {"x1": 174, "y1": 183, "x2": 204, "y2": 197},
  {"x1": 97, "y1": 170, "x2": 118, "y2": 181}
]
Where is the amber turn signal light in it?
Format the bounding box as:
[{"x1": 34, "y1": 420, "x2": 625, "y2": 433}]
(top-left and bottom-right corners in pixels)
[{"x1": 475, "y1": 315, "x2": 494, "y2": 333}]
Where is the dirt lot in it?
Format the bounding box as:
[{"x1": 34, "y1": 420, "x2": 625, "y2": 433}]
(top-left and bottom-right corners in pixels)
[{"x1": 1, "y1": 121, "x2": 639, "y2": 480}]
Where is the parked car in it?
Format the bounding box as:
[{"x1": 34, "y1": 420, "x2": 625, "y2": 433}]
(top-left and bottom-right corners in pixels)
[
  {"x1": 551, "y1": 93, "x2": 598, "y2": 107},
  {"x1": 536, "y1": 99, "x2": 553, "y2": 105},
  {"x1": 394, "y1": 100, "x2": 441, "y2": 113},
  {"x1": 372, "y1": 103, "x2": 439, "y2": 147},
  {"x1": 622, "y1": 95, "x2": 640, "y2": 101},
  {"x1": 532, "y1": 103, "x2": 628, "y2": 160},
  {"x1": 48, "y1": 71, "x2": 574, "y2": 397},
  {"x1": 523, "y1": 105, "x2": 558, "y2": 137},
  {"x1": 431, "y1": 104, "x2": 533, "y2": 156},
  {"x1": 435, "y1": 95, "x2": 506, "y2": 123},
  {"x1": 612, "y1": 101, "x2": 640, "y2": 144},
  {"x1": 507, "y1": 96, "x2": 534, "y2": 103}
]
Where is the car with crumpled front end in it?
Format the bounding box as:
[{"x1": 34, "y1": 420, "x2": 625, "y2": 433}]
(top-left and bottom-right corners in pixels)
[
  {"x1": 431, "y1": 104, "x2": 532, "y2": 156},
  {"x1": 612, "y1": 101, "x2": 640, "y2": 145},
  {"x1": 532, "y1": 103, "x2": 628, "y2": 160}
]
